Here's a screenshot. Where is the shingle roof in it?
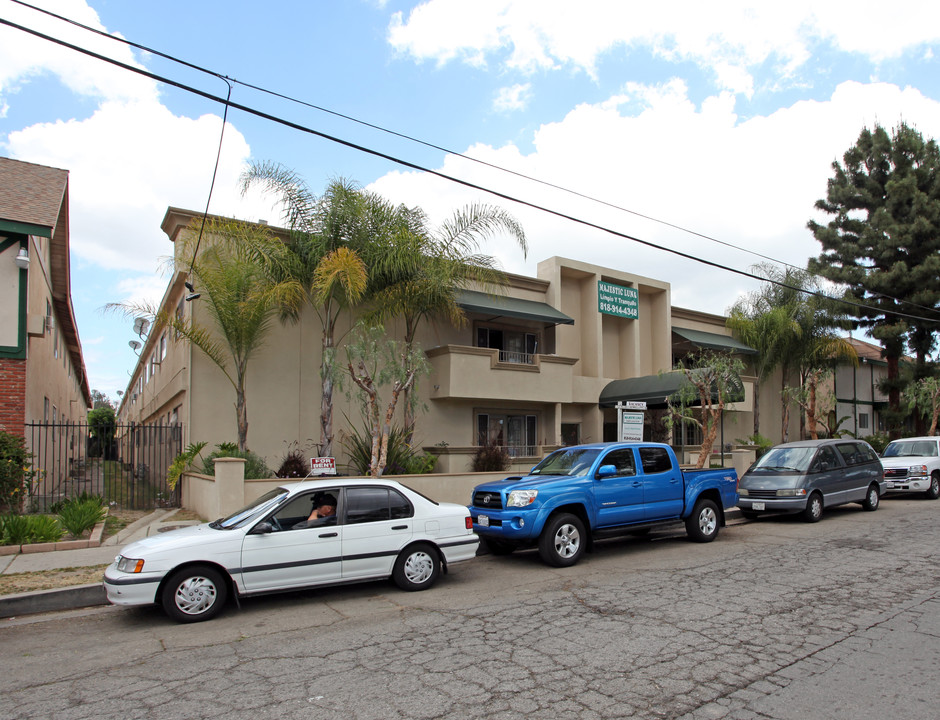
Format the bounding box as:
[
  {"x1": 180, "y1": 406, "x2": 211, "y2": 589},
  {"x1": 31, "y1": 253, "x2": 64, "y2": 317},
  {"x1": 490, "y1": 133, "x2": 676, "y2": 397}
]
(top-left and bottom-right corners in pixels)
[{"x1": 0, "y1": 156, "x2": 69, "y2": 231}]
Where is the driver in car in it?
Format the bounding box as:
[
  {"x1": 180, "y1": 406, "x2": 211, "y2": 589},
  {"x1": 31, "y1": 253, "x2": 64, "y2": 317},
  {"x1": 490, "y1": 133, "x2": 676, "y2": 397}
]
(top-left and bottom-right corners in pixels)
[{"x1": 292, "y1": 494, "x2": 337, "y2": 529}]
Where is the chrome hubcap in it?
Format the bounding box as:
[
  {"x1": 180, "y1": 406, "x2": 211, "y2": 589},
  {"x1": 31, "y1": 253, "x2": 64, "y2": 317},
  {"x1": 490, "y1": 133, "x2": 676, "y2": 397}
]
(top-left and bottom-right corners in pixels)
[
  {"x1": 699, "y1": 507, "x2": 717, "y2": 535},
  {"x1": 174, "y1": 576, "x2": 217, "y2": 615},
  {"x1": 404, "y1": 551, "x2": 434, "y2": 584},
  {"x1": 554, "y1": 524, "x2": 581, "y2": 558}
]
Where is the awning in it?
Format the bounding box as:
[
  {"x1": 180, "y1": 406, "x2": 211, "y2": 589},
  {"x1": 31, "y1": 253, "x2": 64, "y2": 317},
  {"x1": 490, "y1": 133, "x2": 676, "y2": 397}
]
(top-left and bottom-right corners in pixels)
[
  {"x1": 672, "y1": 327, "x2": 757, "y2": 355},
  {"x1": 599, "y1": 371, "x2": 745, "y2": 409},
  {"x1": 457, "y1": 289, "x2": 574, "y2": 326}
]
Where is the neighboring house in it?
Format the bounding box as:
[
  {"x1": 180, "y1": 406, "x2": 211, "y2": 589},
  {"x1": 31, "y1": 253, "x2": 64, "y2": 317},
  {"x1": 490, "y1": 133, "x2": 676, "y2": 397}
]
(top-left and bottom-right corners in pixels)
[
  {"x1": 117, "y1": 208, "x2": 796, "y2": 475},
  {"x1": 833, "y1": 336, "x2": 891, "y2": 437},
  {"x1": 0, "y1": 157, "x2": 92, "y2": 439}
]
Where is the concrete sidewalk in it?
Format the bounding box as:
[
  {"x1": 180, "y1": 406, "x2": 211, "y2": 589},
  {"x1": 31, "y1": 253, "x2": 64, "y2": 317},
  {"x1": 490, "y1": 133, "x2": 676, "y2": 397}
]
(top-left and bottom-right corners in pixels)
[{"x1": 0, "y1": 509, "x2": 201, "y2": 619}]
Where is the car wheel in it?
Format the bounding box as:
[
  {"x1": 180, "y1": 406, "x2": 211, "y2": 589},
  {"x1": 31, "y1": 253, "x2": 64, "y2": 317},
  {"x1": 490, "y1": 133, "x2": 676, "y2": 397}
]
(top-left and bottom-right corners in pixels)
[
  {"x1": 925, "y1": 473, "x2": 940, "y2": 500},
  {"x1": 392, "y1": 543, "x2": 441, "y2": 591},
  {"x1": 538, "y1": 513, "x2": 586, "y2": 567},
  {"x1": 802, "y1": 493, "x2": 824, "y2": 523},
  {"x1": 161, "y1": 566, "x2": 228, "y2": 623},
  {"x1": 861, "y1": 483, "x2": 880, "y2": 511},
  {"x1": 485, "y1": 538, "x2": 516, "y2": 555},
  {"x1": 685, "y1": 498, "x2": 720, "y2": 542}
]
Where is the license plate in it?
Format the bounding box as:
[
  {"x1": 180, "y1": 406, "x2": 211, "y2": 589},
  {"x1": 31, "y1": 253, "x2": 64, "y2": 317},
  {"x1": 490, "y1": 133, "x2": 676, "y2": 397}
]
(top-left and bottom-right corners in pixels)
[
  {"x1": 477, "y1": 514, "x2": 489, "y2": 527},
  {"x1": 752, "y1": 502, "x2": 765, "y2": 511}
]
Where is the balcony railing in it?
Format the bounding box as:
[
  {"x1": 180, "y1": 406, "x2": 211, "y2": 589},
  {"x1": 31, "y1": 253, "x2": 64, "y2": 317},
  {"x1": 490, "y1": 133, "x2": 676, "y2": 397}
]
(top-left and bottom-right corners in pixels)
[{"x1": 497, "y1": 350, "x2": 535, "y2": 364}]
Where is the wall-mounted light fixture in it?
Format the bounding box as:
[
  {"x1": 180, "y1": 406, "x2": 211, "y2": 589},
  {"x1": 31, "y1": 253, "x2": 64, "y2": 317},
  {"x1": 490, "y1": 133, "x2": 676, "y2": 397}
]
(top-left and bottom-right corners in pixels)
[{"x1": 14, "y1": 247, "x2": 30, "y2": 270}]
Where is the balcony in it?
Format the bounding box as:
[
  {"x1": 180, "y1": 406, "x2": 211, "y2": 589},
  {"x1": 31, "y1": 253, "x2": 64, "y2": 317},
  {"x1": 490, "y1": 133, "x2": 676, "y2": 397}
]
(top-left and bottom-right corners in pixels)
[{"x1": 426, "y1": 345, "x2": 578, "y2": 402}]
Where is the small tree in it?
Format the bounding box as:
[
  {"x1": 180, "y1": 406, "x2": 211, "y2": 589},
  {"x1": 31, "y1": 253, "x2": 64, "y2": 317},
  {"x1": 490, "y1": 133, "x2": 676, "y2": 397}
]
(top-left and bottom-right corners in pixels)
[
  {"x1": 667, "y1": 352, "x2": 745, "y2": 469},
  {"x1": 906, "y1": 376, "x2": 940, "y2": 435},
  {"x1": 344, "y1": 324, "x2": 429, "y2": 477},
  {"x1": 87, "y1": 406, "x2": 116, "y2": 459}
]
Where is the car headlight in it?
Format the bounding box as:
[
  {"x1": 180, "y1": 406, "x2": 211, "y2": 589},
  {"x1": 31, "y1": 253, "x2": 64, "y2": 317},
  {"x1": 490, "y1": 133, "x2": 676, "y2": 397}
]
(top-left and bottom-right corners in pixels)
[
  {"x1": 507, "y1": 489, "x2": 538, "y2": 507},
  {"x1": 116, "y1": 555, "x2": 145, "y2": 573},
  {"x1": 738, "y1": 489, "x2": 749, "y2": 496},
  {"x1": 776, "y1": 488, "x2": 807, "y2": 497},
  {"x1": 910, "y1": 465, "x2": 928, "y2": 476}
]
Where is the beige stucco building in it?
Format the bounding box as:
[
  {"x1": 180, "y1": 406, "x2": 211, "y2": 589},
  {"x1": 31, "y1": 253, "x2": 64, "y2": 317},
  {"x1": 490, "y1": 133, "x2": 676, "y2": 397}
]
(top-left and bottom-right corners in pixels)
[
  {"x1": 117, "y1": 207, "x2": 804, "y2": 475},
  {"x1": 0, "y1": 157, "x2": 91, "y2": 440}
]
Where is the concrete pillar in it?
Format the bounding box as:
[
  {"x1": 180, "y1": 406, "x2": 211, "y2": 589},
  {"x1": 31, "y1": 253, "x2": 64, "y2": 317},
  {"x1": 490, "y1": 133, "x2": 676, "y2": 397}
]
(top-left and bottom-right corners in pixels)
[{"x1": 213, "y1": 457, "x2": 246, "y2": 519}]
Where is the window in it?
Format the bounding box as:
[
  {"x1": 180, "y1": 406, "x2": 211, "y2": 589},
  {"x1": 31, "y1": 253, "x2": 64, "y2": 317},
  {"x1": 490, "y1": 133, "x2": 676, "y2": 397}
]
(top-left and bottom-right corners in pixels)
[
  {"x1": 345, "y1": 487, "x2": 413, "y2": 524},
  {"x1": 598, "y1": 448, "x2": 635, "y2": 477},
  {"x1": 815, "y1": 446, "x2": 840, "y2": 470},
  {"x1": 175, "y1": 299, "x2": 185, "y2": 340},
  {"x1": 477, "y1": 412, "x2": 537, "y2": 456},
  {"x1": 44, "y1": 397, "x2": 50, "y2": 423},
  {"x1": 858, "y1": 413, "x2": 869, "y2": 430},
  {"x1": 561, "y1": 423, "x2": 581, "y2": 446},
  {"x1": 159, "y1": 332, "x2": 167, "y2": 361},
  {"x1": 476, "y1": 326, "x2": 538, "y2": 364},
  {"x1": 639, "y1": 446, "x2": 673, "y2": 474}
]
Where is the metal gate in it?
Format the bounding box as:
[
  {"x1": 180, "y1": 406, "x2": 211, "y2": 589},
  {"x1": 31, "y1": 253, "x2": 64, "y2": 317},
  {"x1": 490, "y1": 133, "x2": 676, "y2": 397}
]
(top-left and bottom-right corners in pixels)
[{"x1": 24, "y1": 421, "x2": 183, "y2": 512}]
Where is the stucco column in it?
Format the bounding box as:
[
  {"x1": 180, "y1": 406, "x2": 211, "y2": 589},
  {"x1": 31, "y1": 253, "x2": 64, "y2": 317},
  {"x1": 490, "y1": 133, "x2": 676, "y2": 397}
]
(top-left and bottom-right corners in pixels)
[{"x1": 213, "y1": 457, "x2": 246, "y2": 519}]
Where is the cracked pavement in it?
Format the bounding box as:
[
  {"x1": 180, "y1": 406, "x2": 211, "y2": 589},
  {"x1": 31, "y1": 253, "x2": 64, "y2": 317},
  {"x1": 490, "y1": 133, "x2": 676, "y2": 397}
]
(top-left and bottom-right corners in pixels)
[{"x1": 2, "y1": 497, "x2": 938, "y2": 719}]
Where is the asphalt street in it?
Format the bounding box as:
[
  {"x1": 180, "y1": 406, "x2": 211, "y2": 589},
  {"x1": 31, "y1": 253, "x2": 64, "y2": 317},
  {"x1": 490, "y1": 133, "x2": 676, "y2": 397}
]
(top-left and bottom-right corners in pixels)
[{"x1": 1, "y1": 496, "x2": 938, "y2": 720}]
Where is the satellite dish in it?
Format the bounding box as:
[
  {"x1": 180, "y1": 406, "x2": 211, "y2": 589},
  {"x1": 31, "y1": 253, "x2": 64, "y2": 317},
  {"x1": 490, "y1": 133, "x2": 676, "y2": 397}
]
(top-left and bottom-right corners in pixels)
[{"x1": 128, "y1": 340, "x2": 141, "y2": 351}]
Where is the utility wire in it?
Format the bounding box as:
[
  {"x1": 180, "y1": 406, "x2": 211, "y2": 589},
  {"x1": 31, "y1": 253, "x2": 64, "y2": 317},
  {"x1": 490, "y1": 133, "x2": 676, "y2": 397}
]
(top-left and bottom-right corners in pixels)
[
  {"x1": 2, "y1": 13, "x2": 937, "y2": 325},
  {"x1": 8, "y1": 0, "x2": 935, "y2": 319}
]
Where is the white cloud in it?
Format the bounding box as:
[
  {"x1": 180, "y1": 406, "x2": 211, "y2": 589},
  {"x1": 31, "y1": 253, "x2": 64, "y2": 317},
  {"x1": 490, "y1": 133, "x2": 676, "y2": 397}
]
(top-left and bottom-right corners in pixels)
[
  {"x1": 0, "y1": 0, "x2": 156, "y2": 104},
  {"x1": 388, "y1": 1, "x2": 940, "y2": 91},
  {"x1": 368, "y1": 80, "x2": 940, "y2": 316},
  {"x1": 494, "y1": 83, "x2": 532, "y2": 112}
]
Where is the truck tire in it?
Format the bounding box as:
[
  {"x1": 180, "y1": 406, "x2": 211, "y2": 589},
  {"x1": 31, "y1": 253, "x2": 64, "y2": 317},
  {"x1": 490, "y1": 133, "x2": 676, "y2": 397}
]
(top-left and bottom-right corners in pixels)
[
  {"x1": 926, "y1": 473, "x2": 940, "y2": 500},
  {"x1": 538, "y1": 513, "x2": 585, "y2": 567},
  {"x1": 685, "y1": 498, "x2": 720, "y2": 542}
]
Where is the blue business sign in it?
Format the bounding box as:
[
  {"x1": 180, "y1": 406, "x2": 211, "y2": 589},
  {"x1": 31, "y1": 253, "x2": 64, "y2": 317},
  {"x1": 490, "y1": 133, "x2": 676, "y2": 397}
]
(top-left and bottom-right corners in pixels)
[{"x1": 597, "y1": 281, "x2": 639, "y2": 319}]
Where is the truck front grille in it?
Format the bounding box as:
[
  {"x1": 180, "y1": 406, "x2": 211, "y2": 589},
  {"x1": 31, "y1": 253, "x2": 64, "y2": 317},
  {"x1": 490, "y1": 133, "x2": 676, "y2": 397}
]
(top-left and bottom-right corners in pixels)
[
  {"x1": 884, "y1": 468, "x2": 909, "y2": 480},
  {"x1": 473, "y1": 491, "x2": 503, "y2": 509}
]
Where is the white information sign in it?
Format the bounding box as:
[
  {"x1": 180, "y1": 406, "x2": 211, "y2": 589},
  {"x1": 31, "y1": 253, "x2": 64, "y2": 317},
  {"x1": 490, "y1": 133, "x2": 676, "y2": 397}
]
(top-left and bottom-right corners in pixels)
[{"x1": 620, "y1": 412, "x2": 644, "y2": 442}]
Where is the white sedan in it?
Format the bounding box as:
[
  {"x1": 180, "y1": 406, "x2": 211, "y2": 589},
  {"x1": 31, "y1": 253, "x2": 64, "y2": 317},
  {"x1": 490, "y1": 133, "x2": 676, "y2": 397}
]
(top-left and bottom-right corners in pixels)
[{"x1": 103, "y1": 478, "x2": 479, "y2": 622}]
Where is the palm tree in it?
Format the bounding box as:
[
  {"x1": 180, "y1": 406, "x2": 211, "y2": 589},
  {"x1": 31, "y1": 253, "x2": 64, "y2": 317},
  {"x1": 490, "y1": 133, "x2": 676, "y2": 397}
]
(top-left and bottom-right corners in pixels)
[
  {"x1": 365, "y1": 202, "x2": 528, "y2": 441},
  {"x1": 109, "y1": 217, "x2": 284, "y2": 451},
  {"x1": 241, "y1": 166, "x2": 391, "y2": 456}
]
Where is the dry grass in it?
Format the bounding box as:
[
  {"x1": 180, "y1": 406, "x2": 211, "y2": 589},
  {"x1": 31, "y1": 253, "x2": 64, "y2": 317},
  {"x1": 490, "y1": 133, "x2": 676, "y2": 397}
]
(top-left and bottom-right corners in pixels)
[{"x1": 0, "y1": 565, "x2": 110, "y2": 595}]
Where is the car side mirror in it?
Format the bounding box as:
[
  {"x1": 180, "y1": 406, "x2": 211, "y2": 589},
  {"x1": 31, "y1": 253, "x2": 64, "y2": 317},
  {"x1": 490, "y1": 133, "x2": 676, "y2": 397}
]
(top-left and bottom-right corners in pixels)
[
  {"x1": 250, "y1": 521, "x2": 274, "y2": 535},
  {"x1": 597, "y1": 464, "x2": 617, "y2": 478}
]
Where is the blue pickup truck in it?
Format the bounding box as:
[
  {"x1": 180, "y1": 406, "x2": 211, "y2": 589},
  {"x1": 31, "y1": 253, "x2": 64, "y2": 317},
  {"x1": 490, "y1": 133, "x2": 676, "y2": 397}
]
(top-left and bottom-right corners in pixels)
[{"x1": 468, "y1": 442, "x2": 739, "y2": 567}]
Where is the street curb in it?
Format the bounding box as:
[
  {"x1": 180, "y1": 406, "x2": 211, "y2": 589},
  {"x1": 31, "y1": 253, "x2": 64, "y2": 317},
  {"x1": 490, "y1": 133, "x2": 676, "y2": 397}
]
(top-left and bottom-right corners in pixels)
[{"x1": 0, "y1": 583, "x2": 108, "y2": 619}]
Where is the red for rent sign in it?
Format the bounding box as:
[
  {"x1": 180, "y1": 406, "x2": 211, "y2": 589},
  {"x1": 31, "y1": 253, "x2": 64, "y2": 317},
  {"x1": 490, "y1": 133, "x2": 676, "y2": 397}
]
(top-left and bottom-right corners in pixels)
[{"x1": 310, "y1": 457, "x2": 337, "y2": 475}]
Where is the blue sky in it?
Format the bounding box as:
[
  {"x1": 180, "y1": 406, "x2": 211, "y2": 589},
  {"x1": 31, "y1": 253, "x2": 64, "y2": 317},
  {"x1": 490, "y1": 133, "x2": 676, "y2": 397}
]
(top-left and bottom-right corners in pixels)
[{"x1": 3, "y1": 0, "x2": 940, "y2": 403}]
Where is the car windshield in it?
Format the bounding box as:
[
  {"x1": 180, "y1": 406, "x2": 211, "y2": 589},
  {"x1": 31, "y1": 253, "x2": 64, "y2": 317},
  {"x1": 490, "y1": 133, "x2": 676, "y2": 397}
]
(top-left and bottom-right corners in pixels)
[
  {"x1": 883, "y1": 440, "x2": 939, "y2": 458},
  {"x1": 530, "y1": 448, "x2": 600, "y2": 477},
  {"x1": 751, "y1": 446, "x2": 817, "y2": 473},
  {"x1": 211, "y1": 488, "x2": 289, "y2": 529}
]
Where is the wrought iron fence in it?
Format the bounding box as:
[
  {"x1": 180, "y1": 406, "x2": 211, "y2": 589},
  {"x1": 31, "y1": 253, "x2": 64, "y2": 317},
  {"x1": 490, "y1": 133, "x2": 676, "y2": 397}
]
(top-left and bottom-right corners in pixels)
[{"x1": 24, "y1": 421, "x2": 182, "y2": 512}]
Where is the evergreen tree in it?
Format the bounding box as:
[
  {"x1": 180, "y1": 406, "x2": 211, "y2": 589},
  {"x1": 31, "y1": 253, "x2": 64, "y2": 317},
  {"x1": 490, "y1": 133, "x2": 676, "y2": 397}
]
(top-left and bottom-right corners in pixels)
[{"x1": 808, "y1": 122, "x2": 940, "y2": 433}]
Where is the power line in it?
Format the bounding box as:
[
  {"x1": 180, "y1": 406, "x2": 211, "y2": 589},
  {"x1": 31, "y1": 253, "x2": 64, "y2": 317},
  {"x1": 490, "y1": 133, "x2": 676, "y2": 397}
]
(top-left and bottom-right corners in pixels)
[{"x1": 2, "y1": 11, "x2": 938, "y2": 325}]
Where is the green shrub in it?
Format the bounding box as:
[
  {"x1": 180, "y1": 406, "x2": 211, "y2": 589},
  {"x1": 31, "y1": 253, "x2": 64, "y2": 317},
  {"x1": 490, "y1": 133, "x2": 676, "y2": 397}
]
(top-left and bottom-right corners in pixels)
[
  {"x1": 57, "y1": 498, "x2": 107, "y2": 537},
  {"x1": 167, "y1": 441, "x2": 208, "y2": 490},
  {"x1": 862, "y1": 432, "x2": 891, "y2": 455},
  {"x1": 50, "y1": 492, "x2": 104, "y2": 515},
  {"x1": 0, "y1": 429, "x2": 31, "y2": 513},
  {"x1": 342, "y1": 424, "x2": 437, "y2": 476},
  {"x1": 0, "y1": 514, "x2": 64, "y2": 545},
  {"x1": 200, "y1": 445, "x2": 272, "y2": 479}
]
